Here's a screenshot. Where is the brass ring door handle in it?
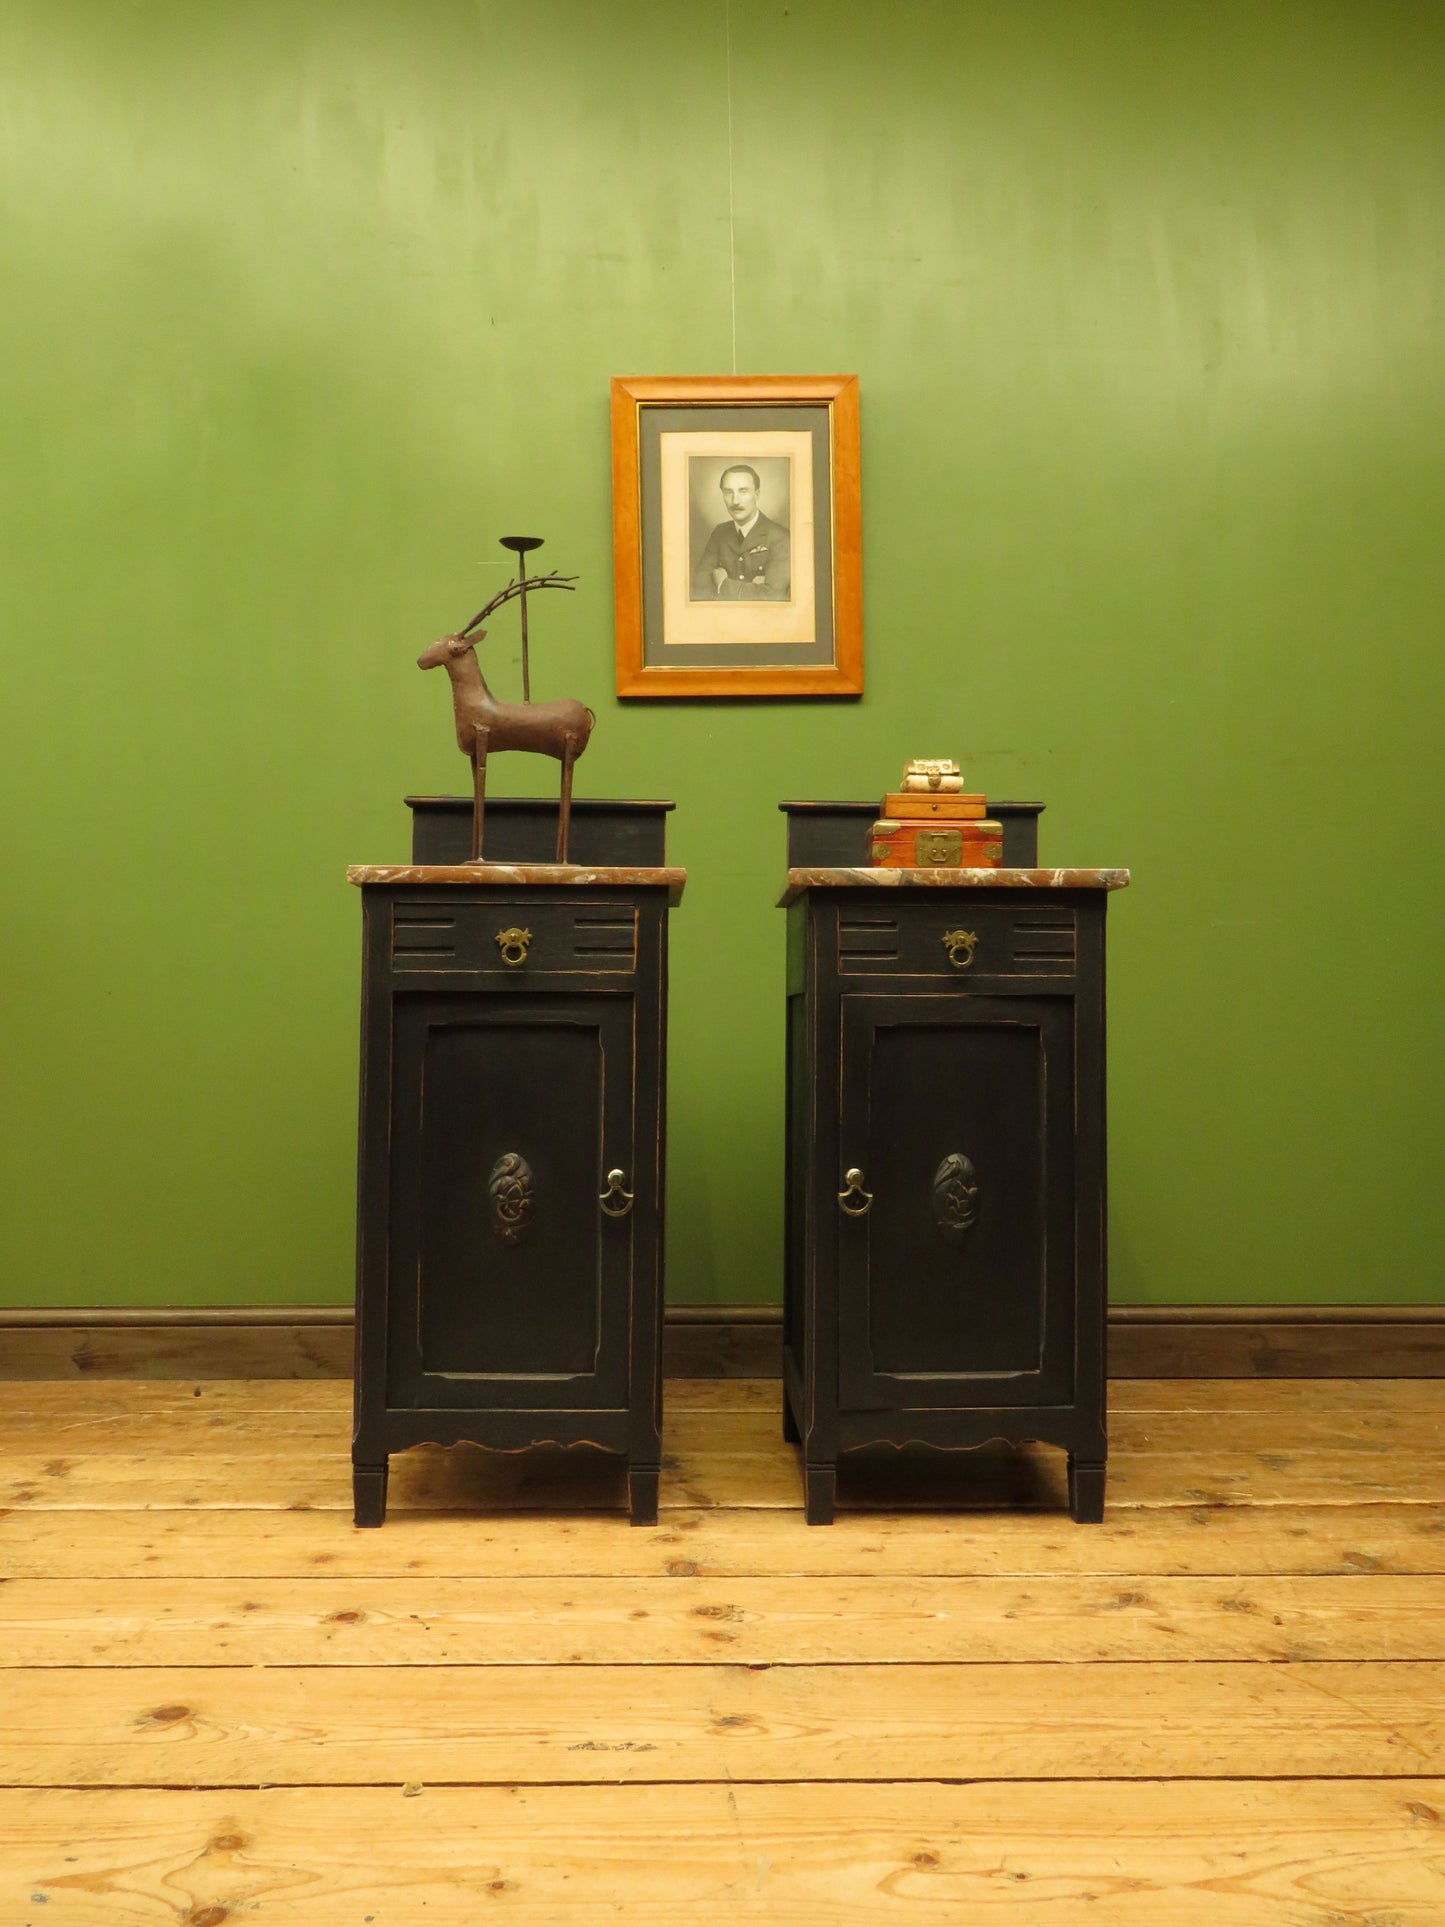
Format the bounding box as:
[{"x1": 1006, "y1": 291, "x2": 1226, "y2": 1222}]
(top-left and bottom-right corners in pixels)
[
  {"x1": 942, "y1": 928, "x2": 978, "y2": 969},
  {"x1": 599, "y1": 1169, "x2": 635, "y2": 1217},
  {"x1": 838, "y1": 1168, "x2": 873, "y2": 1216},
  {"x1": 495, "y1": 926, "x2": 532, "y2": 966}
]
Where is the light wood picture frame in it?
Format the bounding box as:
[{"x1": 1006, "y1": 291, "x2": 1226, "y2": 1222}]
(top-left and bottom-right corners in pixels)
[{"x1": 611, "y1": 374, "x2": 862, "y2": 698}]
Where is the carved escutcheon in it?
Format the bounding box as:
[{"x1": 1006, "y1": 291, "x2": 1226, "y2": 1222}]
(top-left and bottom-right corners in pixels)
[
  {"x1": 488, "y1": 1153, "x2": 534, "y2": 1244},
  {"x1": 933, "y1": 1152, "x2": 980, "y2": 1245},
  {"x1": 495, "y1": 926, "x2": 531, "y2": 966}
]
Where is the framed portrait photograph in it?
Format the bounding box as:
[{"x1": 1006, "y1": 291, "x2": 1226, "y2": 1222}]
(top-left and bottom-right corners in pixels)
[{"x1": 611, "y1": 374, "x2": 862, "y2": 698}]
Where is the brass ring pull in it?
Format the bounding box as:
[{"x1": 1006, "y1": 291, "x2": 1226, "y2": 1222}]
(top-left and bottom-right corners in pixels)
[
  {"x1": 495, "y1": 926, "x2": 532, "y2": 967},
  {"x1": 599, "y1": 1168, "x2": 635, "y2": 1218},
  {"x1": 942, "y1": 928, "x2": 978, "y2": 969},
  {"x1": 838, "y1": 1168, "x2": 874, "y2": 1217}
]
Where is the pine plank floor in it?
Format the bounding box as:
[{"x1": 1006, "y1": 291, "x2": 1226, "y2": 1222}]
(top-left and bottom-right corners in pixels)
[{"x1": 0, "y1": 1377, "x2": 1442, "y2": 1924}]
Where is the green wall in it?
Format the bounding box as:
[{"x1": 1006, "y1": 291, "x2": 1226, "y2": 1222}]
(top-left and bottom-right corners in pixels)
[{"x1": 2, "y1": 0, "x2": 1442, "y2": 1308}]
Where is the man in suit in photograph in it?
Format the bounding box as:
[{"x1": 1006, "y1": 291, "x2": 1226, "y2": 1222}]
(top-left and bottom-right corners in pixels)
[{"x1": 691, "y1": 464, "x2": 791, "y2": 600}]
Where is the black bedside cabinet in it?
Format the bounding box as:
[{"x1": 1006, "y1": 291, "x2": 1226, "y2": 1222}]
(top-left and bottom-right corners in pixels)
[
  {"x1": 348, "y1": 802, "x2": 683, "y2": 1529},
  {"x1": 778, "y1": 805, "x2": 1129, "y2": 1525}
]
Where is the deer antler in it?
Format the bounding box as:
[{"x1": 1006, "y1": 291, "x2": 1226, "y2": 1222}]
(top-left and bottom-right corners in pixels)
[{"x1": 459, "y1": 571, "x2": 578, "y2": 637}]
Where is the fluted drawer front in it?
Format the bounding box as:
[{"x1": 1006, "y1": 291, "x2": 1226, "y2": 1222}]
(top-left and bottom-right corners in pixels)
[
  {"x1": 391, "y1": 900, "x2": 638, "y2": 977},
  {"x1": 835, "y1": 904, "x2": 1076, "y2": 979}
]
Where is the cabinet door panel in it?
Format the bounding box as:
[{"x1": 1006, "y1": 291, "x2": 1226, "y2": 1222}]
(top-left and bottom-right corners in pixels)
[
  {"x1": 386, "y1": 994, "x2": 634, "y2": 1409},
  {"x1": 838, "y1": 994, "x2": 1075, "y2": 1411}
]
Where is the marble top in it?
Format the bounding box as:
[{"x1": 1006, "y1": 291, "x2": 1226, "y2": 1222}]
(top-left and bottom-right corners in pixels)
[
  {"x1": 777, "y1": 866, "x2": 1130, "y2": 907},
  {"x1": 349, "y1": 863, "x2": 687, "y2": 905}
]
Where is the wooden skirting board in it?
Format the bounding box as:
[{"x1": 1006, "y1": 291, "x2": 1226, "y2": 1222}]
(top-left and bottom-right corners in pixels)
[{"x1": 0, "y1": 1303, "x2": 1442, "y2": 1379}]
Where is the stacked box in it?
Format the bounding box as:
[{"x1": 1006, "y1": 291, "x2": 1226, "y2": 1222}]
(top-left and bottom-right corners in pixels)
[
  {"x1": 881, "y1": 791, "x2": 987, "y2": 821},
  {"x1": 897, "y1": 759, "x2": 965, "y2": 793},
  {"x1": 868, "y1": 759, "x2": 1002, "y2": 868},
  {"x1": 870, "y1": 818, "x2": 1004, "y2": 868}
]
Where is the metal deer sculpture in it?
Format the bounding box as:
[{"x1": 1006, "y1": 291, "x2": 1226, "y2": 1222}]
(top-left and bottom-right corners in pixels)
[{"x1": 417, "y1": 546, "x2": 593, "y2": 864}]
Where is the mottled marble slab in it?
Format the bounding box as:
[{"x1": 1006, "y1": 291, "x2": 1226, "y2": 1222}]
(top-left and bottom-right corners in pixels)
[
  {"x1": 777, "y1": 866, "x2": 1130, "y2": 907},
  {"x1": 349, "y1": 863, "x2": 686, "y2": 905}
]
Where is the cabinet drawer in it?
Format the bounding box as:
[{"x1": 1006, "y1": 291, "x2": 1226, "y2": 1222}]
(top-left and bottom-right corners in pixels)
[
  {"x1": 836, "y1": 903, "x2": 1076, "y2": 980},
  {"x1": 391, "y1": 899, "x2": 638, "y2": 977}
]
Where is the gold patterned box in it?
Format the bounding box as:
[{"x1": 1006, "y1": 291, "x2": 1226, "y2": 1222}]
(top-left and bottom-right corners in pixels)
[{"x1": 898, "y1": 758, "x2": 965, "y2": 793}]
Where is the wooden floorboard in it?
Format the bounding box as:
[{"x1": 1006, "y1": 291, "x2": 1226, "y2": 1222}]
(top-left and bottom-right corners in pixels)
[
  {"x1": 3, "y1": 1401, "x2": 1437, "y2": 1457},
  {"x1": 4, "y1": 1499, "x2": 1443, "y2": 1579},
  {"x1": 4, "y1": 1374, "x2": 1441, "y2": 1418},
  {"x1": 5, "y1": 1782, "x2": 1443, "y2": 1924},
  {"x1": 5, "y1": 1659, "x2": 1445, "y2": 1784},
  {"x1": 1, "y1": 1378, "x2": 1443, "y2": 1923},
  {"x1": 5, "y1": 1573, "x2": 1445, "y2": 1666},
  {"x1": 5, "y1": 1432, "x2": 1441, "y2": 1510}
]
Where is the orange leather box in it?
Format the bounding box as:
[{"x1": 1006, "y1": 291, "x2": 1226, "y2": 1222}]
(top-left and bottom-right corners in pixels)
[{"x1": 869, "y1": 818, "x2": 1005, "y2": 868}]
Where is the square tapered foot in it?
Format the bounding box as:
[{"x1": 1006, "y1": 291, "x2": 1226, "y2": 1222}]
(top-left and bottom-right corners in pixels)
[
  {"x1": 1068, "y1": 1456, "x2": 1105, "y2": 1523},
  {"x1": 353, "y1": 1460, "x2": 389, "y2": 1528},
  {"x1": 629, "y1": 1467, "x2": 660, "y2": 1527},
  {"x1": 804, "y1": 1461, "x2": 836, "y2": 1526}
]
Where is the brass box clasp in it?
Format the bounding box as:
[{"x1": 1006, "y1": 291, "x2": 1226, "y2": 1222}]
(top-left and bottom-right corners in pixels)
[{"x1": 917, "y1": 829, "x2": 962, "y2": 865}]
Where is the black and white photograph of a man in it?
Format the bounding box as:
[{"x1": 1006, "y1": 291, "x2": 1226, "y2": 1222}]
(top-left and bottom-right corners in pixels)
[{"x1": 688, "y1": 458, "x2": 792, "y2": 601}]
